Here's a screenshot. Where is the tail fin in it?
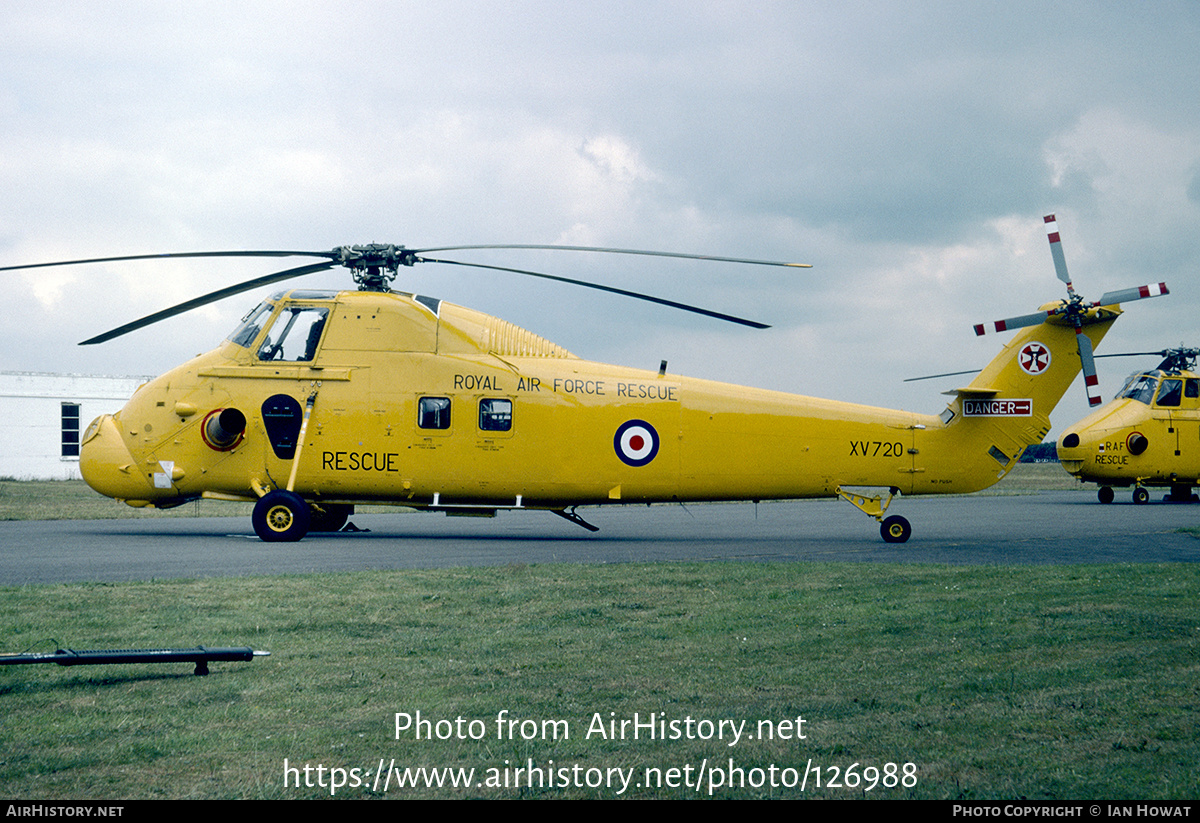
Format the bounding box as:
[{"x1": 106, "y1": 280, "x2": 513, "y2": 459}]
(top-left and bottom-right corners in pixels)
[{"x1": 914, "y1": 307, "x2": 1119, "y2": 493}]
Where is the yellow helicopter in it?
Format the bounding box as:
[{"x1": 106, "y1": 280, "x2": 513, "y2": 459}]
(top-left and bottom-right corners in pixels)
[
  {"x1": 1056, "y1": 347, "x2": 1200, "y2": 504},
  {"x1": 1, "y1": 217, "x2": 1169, "y2": 543}
]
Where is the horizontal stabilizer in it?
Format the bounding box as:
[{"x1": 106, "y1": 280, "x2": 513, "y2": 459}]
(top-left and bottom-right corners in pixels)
[{"x1": 943, "y1": 386, "x2": 999, "y2": 397}]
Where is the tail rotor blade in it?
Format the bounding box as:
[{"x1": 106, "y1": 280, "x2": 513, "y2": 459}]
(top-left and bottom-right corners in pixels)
[
  {"x1": 1075, "y1": 327, "x2": 1102, "y2": 407},
  {"x1": 1044, "y1": 214, "x2": 1073, "y2": 288},
  {"x1": 974, "y1": 309, "x2": 1056, "y2": 336},
  {"x1": 1096, "y1": 283, "x2": 1170, "y2": 306}
]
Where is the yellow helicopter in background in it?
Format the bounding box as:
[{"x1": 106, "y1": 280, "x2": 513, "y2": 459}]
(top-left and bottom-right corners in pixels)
[
  {"x1": 1, "y1": 216, "x2": 1169, "y2": 543},
  {"x1": 1057, "y1": 346, "x2": 1200, "y2": 504}
]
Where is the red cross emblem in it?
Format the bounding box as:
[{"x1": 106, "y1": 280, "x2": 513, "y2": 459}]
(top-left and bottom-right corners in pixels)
[{"x1": 1018, "y1": 342, "x2": 1050, "y2": 375}]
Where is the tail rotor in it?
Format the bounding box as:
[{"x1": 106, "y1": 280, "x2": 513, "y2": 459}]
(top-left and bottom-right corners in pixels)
[{"x1": 973, "y1": 214, "x2": 1169, "y2": 407}]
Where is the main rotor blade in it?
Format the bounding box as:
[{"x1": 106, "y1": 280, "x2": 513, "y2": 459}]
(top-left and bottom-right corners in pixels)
[
  {"x1": 412, "y1": 244, "x2": 811, "y2": 269},
  {"x1": 420, "y1": 256, "x2": 770, "y2": 328},
  {"x1": 903, "y1": 368, "x2": 981, "y2": 383},
  {"x1": 1094, "y1": 351, "x2": 1174, "y2": 359},
  {"x1": 1075, "y1": 327, "x2": 1102, "y2": 407},
  {"x1": 1095, "y1": 282, "x2": 1169, "y2": 306},
  {"x1": 1044, "y1": 214, "x2": 1072, "y2": 287},
  {"x1": 79, "y1": 261, "x2": 336, "y2": 345},
  {"x1": 15, "y1": 243, "x2": 795, "y2": 341},
  {"x1": 5, "y1": 245, "x2": 810, "y2": 273},
  {"x1": 1, "y1": 250, "x2": 334, "y2": 273}
]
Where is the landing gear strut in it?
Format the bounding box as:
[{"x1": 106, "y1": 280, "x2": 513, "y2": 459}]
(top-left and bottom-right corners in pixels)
[
  {"x1": 552, "y1": 507, "x2": 600, "y2": 532},
  {"x1": 837, "y1": 486, "x2": 911, "y2": 543}
]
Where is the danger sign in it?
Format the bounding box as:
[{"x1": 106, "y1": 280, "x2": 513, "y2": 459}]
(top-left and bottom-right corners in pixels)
[{"x1": 963, "y1": 399, "x2": 1033, "y2": 417}]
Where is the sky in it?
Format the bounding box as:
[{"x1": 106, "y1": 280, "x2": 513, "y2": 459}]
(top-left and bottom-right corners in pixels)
[{"x1": 3, "y1": 0, "x2": 1199, "y2": 434}]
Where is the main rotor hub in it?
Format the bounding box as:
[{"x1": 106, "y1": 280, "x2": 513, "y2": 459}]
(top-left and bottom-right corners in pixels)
[
  {"x1": 1157, "y1": 347, "x2": 1199, "y2": 373},
  {"x1": 331, "y1": 244, "x2": 418, "y2": 291}
]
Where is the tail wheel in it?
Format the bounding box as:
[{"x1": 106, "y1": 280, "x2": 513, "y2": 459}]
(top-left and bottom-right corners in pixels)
[
  {"x1": 253, "y1": 490, "x2": 311, "y2": 542},
  {"x1": 880, "y1": 515, "x2": 911, "y2": 544}
]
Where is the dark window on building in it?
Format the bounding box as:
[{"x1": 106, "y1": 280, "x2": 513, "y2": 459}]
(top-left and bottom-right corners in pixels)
[
  {"x1": 479, "y1": 398, "x2": 513, "y2": 432},
  {"x1": 418, "y1": 397, "x2": 451, "y2": 430},
  {"x1": 61, "y1": 403, "x2": 81, "y2": 458}
]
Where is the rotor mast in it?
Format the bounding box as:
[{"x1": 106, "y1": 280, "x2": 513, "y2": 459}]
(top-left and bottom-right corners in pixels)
[{"x1": 333, "y1": 244, "x2": 418, "y2": 291}]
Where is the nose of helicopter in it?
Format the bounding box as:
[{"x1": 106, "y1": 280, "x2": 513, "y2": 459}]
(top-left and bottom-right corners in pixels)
[
  {"x1": 79, "y1": 414, "x2": 156, "y2": 502},
  {"x1": 1056, "y1": 431, "x2": 1086, "y2": 474}
]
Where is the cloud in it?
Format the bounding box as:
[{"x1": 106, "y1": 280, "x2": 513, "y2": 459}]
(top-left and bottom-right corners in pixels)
[{"x1": 1, "y1": 0, "x2": 1198, "y2": 437}]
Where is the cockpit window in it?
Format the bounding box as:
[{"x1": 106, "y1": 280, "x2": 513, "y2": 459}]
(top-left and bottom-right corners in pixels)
[
  {"x1": 257, "y1": 306, "x2": 329, "y2": 362},
  {"x1": 1155, "y1": 378, "x2": 1183, "y2": 408},
  {"x1": 1118, "y1": 373, "x2": 1159, "y2": 405},
  {"x1": 227, "y1": 301, "x2": 274, "y2": 348}
]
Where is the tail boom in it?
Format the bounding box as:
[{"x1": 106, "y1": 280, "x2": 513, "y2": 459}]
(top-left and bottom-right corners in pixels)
[{"x1": 912, "y1": 309, "x2": 1120, "y2": 494}]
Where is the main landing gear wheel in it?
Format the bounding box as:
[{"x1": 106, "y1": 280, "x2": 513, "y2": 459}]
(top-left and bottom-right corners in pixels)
[
  {"x1": 1098, "y1": 486, "x2": 1114, "y2": 504},
  {"x1": 253, "y1": 490, "x2": 311, "y2": 542},
  {"x1": 881, "y1": 515, "x2": 911, "y2": 544},
  {"x1": 1132, "y1": 487, "x2": 1150, "y2": 505}
]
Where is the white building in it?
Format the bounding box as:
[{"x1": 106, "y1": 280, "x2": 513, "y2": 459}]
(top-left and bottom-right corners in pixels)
[{"x1": 0, "y1": 372, "x2": 151, "y2": 480}]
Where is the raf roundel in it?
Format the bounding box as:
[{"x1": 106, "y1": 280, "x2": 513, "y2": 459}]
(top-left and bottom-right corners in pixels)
[
  {"x1": 614, "y1": 420, "x2": 660, "y2": 467},
  {"x1": 1018, "y1": 341, "x2": 1051, "y2": 376}
]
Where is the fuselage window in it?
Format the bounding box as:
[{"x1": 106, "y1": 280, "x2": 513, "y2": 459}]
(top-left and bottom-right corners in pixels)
[
  {"x1": 1155, "y1": 378, "x2": 1183, "y2": 408},
  {"x1": 257, "y1": 306, "x2": 329, "y2": 362},
  {"x1": 479, "y1": 398, "x2": 513, "y2": 432},
  {"x1": 418, "y1": 397, "x2": 451, "y2": 430}
]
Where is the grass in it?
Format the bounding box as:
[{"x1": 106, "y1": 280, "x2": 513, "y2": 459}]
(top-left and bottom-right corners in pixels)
[
  {"x1": 991, "y1": 461, "x2": 1084, "y2": 492},
  {"x1": 0, "y1": 478, "x2": 252, "y2": 521},
  {"x1": 4, "y1": 463, "x2": 1194, "y2": 800},
  {"x1": 1, "y1": 562, "x2": 1197, "y2": 799}
]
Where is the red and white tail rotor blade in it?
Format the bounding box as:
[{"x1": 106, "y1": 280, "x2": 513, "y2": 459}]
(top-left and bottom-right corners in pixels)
[
  {"x1": 974, "y1": 309, "x2": 1057, "y2": 337},
  {"x1": 1095, "y1": 282, "x2": 1169, "y2": 307},
  {"x1": 1044, "y1": 214, "x2": 1074, "y2": 289},
  {"x1": 1074, "y1": 327, "x2": 1102, "y2": 407}
]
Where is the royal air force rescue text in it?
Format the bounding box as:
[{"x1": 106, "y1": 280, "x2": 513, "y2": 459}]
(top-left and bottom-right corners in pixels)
[
  {"x1": 458, "y1": 374, "x2": 678, "y2": 401},
  {"x1": 320, "y1": 374, "x2": 679, "y2": 473}
]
